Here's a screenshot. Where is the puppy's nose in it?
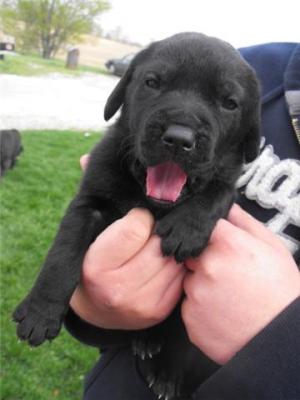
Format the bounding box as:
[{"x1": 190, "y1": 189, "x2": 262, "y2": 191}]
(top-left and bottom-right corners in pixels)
[{"x1": 162, "y1": 125, "x2": 195, "y2": 151}]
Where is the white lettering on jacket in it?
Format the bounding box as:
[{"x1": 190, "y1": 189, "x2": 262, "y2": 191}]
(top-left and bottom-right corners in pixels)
[{"x1": 236, "y1": 140, "x2": 300, "y2": 254}]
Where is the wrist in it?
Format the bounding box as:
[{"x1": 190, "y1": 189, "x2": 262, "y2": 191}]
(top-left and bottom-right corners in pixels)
[{"x1": 70, "y1": 287, "x2": 105, "y2": 328}]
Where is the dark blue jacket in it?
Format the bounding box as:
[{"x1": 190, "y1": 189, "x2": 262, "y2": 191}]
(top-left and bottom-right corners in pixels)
[{"x1": 65, "y1": 42, "x2": 300, "y2": 400}]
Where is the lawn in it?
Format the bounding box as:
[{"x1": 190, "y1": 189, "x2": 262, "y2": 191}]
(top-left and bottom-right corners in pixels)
[
  {"x1": 0, "y1": 53, "x2": 108, "y2": 76},
  {"x1": 1, "y1": 130, "x2": 102, "y2": 399}
]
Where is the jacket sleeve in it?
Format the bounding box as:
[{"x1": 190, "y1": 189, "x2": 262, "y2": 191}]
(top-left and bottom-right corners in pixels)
[
  {"x1": 193, "y1": 296, "x2": 300, "y2": 400},
  {"x1": 64, "y1": 307, "x2": 132, "y2": 349}
]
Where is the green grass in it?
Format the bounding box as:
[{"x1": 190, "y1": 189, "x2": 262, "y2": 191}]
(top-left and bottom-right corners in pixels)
[
  {"x1": 0, "y1": 53, "x2": 109, "y2": 76},
  {"x1": 0, "y1": 130, "x2": 103, "y2": 399}
]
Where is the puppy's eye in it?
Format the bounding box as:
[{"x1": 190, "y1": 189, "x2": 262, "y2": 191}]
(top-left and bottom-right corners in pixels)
[
  {"x1": 221, "y1": 97, "x2": 238, "y2": 110},
  {"x1": 145, "y1": 77, "x2": 160, "y2": 90}
]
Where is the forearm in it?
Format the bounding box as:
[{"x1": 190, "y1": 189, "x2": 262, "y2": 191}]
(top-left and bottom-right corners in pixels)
[
  {"x1": 64, "y1": 307, "x2": 132, "y2": 349},
  {"x1": 193, "y1": 296, "x2": 300, "y2": 400}
]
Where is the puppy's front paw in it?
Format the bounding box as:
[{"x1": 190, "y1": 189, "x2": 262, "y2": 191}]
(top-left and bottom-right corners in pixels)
[
  {"x1": 13, "y1": 296, "x2": 63, "y2": 346},
  {"x1": 156, "y1": 214, "x2": 209, "y2": 262}
]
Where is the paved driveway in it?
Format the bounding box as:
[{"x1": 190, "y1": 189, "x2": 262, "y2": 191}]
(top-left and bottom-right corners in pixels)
[{"x1": 0, "y1": 73, "x2": 119, "y2": 131}]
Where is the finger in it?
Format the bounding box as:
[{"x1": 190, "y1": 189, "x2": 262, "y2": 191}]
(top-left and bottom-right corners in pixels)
[
  {"x1": 143, "y1": 260, "x2": 185, "y2": 309},
  {"x1": 209, "y1": 217, "x2": 247, "y2": 244},
  {"x1": 80, "y1": 154, "x2": 90, "y2": 171},
  {"x1": 227, "y1": 204, "x2": 285, "y2": 250},
  {"x1": 155, "y1": 267, "x2": 186, "y2": 318},
  {"x1": 86, "y1": 208, "x2": 154, "y2": 270},
  {"x1": 182, "y1": 270, "x2": 199, "y2": 297},
  {"x1": 122, "y1": 235, "x2": 177, "y2": 285},
  {"x1": 185, "y1": 205, "x2": 286, "y2": 273},
  {"x1": 185, "y1": 219, "x2": 253, "y2": 271}
]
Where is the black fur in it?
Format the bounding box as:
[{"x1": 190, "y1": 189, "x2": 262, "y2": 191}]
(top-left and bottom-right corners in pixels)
[
  {"x1": 13, "y1": 33, "x2": 261, "y2": 399},
  {"x1": 0, "y1": 129, "x2": 23, "y2": 177}
]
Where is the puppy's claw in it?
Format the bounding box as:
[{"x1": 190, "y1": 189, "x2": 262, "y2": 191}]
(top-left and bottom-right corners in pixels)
[
  {"x1": 148, "y1": 373, "x2": 156, "y2": 388},
  {"x1": 149, "y1": 380, "x2": 155, "y2": 388},
  {"x1": 132, "y1": 336, "x2": 163, "y2": 359}
]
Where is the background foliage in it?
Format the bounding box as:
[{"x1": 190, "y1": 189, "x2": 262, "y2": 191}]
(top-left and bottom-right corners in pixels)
[{"x1": 0, "y1": 0, "x2": 110, "y2": 58}]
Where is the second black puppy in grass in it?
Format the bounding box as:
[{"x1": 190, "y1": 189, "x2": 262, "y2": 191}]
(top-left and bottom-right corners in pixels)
[
  {"x1": 0, "y1": 129, "x2": 23, "y2": 177},
  {"x1": 13, "y1": 32, "x2": 260, "y2": 400}
]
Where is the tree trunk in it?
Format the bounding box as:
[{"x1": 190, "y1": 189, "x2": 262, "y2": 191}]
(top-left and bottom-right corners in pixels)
[
  {"x1": 42, "y1": 47, "x2": 52, "y2": 59},
  {"x1": 41, "y1": 0, "x2": 56, "y2": 59},
  {"x1": 41, "y1": 36, "x2": 55, "y2": 59}
]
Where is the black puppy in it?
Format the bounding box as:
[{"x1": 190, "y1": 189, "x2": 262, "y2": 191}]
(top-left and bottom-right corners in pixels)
[
  {"x1": 0, "y1": 129, "x2": 23, "y2": 177},
  {"x1": 13, "y1": 33, "x2": 260, "y2": 399}
]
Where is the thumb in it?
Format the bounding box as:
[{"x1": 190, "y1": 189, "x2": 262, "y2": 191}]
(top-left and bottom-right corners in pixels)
[
  {"x1": 80, "y1": 154, "x2": 90, "y2": 171},
  {"x1": 87, "y1": 208, "x2": 155, "y2": 270},
  {"x1": 227, "y1": 204, "x2": 285, "y2": 249}
]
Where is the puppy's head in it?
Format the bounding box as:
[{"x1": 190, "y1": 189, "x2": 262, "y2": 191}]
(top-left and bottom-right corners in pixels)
[{"x1": 105, "y1": 33, "x2": 260, "y2": 205}]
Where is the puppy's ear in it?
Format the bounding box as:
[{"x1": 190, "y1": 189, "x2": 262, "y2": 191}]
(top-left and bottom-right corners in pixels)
[
  {"x1": 243, "y1": 73, "x2": 261, "y2": 162},
  {"x1": 104, "y1": 48, "x2": 150, "y2": 121},
  {"x1": 244, "y1": 110, "x2": 261, "y2": 162},
  {"x1": 104, "y1": 66, "x2": 133, "y2": 121}
]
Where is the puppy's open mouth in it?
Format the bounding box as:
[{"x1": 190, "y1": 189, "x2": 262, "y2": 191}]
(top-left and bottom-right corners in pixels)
[{"x1": 146, "y1": 161, "x2": 187, "y2": 203}]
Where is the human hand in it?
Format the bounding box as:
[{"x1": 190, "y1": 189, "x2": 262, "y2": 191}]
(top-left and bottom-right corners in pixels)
[
  {"x1": 70, "y1": 156, "x2": 185, "y2": 330},
  {"x1": 182, "y1": 204, "x2": 300, "y2": 365}
]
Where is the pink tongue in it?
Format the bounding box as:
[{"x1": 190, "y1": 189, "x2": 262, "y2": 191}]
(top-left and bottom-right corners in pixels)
[{"x1": 146, "y1": 162, "x2": 187, "y2": 202}]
